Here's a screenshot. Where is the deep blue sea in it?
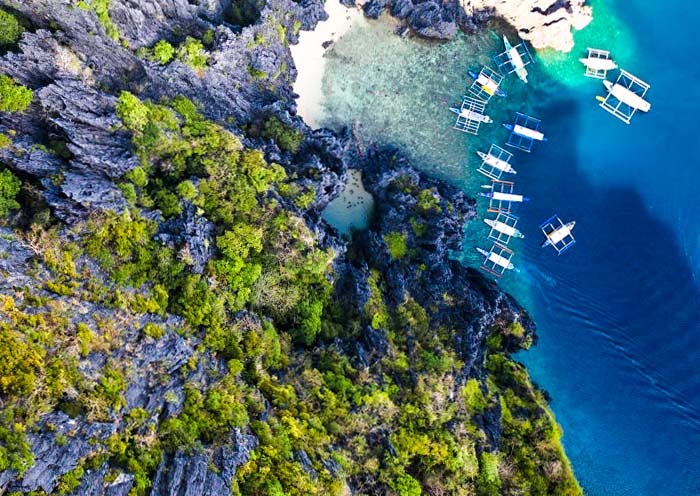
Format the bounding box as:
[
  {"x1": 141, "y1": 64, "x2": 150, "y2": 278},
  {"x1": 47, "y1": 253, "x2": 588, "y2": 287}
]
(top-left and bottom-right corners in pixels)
[{"x1": 316, "y1": 0, "x2": 700, "y2": 493}]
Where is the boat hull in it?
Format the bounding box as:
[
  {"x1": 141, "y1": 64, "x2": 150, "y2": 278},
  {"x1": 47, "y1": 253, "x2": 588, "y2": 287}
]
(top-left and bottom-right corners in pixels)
[
  {"x1": 580, "y1": 57, "x2": 618, "y2": 71},
  {"x1": 480, "y1": 192, "x2": 529, "y2": 202},
  {"x1": 503, "y1": 35, "x2": 528, "y2": 83},
  {"x1": 485, "y1": 219, "x2": 523, "y2": 238},
  {"x1": 603, "y1": 80, "x2": 651, "y2": 112},
  {"x1": 504, "y1": 123, "x2": 546, "y2": 141}
]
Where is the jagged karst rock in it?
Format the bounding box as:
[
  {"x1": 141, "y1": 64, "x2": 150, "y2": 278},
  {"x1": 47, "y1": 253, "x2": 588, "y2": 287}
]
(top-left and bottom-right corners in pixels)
[
  {"x1": 363, "y1": 0, "x2": 389, "y2": 19},
  {"x1": 0, "y1": 0, "x2": 559, "y2": 493},
  {"x1": 407, "y1": 1, "x2": 458, "y2": 40},
  {"x1": 75, "y1": 464, "x2": 134, "y2": 496},
  {"x1": 338, "y1": 147, "x2": 535, "y2": 448},
  {"x1": 107, "y1": 0, "x2": 216, "y2": 49},
  {"x1": 59, "y1": 170, "x2": 127, "y2": 214},
  {"x1": 461, "y1": 0, "x2": 592, "y2": 52},
  {"x1": 391, "y1": 0, "x2": 415, "y2": 19},
  {"x1": 151, "y1": 452, "x2": 229, "y2": 496},
  {"x1": 350, "y1": 0, "x2": 591, "y2": 50},
  {"x1": 0, "y1": 413, "x2": 116, "y2": 494},
  {"x1": 151, "y1": 430, "x2": 257, "y2": 495},
  {"x1": 294, "y1": 450, "x2": 318, "y2": 480},
  {"x1": 38, "y1": 79, "x2": 138, "y2": 178},
  {"x1": 157, "y1": 203, "x2": 216, "y2": 274}
]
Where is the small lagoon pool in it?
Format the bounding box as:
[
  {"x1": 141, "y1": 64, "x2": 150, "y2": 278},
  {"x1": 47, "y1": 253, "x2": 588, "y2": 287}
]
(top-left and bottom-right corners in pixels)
[{"x1": 321, "y1": 169, "x2": 374, "y2": 236}]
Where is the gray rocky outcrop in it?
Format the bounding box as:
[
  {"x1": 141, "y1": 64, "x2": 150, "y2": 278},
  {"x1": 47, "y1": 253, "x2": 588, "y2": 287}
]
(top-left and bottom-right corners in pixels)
[{"x1": 150, "y1": 430, "x2": 258, "y2": 495}]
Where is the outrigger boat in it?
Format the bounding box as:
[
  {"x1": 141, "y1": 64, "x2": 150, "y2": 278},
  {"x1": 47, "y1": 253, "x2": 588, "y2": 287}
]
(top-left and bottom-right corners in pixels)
[
  {"x1": 467, "y1": 66, "x2": 507, "y2": 100},
  {"x1": 480, "y1": 190, "x2": 530, "y2": 203},
  {"x1": 503, "y1": 112, "x2": 546, "y2": 152},
  {"x1": 540, "y1": 215, "x2": 576, "y2": 254},
  {"x1": 476, "y1": 243, "x2": 515, "y2": 277},
  {"x1": 602, "y1": 79, "x2": 651, "y2": 112},
  {"x1": 449, "y1": 106, "x2": 493, "y2": 123},
  {"x1": 494, "y1": 35, "x2": 534, "y2": 83},
  {"x1": 450, "y1": 96, "x2": 492, "y2": 135},
  {"x1": 597, "y1": 69, "x2": 651, "y2": 124},
  {"x1": 484, "y1": 213, "x2": 524, "y2": 245},
  {"x1": 580, "y1": 48, "x2": 617, "y2": 79},
  {"x1": 477, "y1": 149, "x2": 516, "y2": 175},
  {"x1": 480, "y1": 179, "x2": 529, "y2": 214}
]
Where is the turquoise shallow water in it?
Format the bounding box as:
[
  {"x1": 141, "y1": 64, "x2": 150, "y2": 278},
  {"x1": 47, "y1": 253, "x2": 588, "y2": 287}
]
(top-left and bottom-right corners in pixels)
[{"x1": 317, "y1": 0, "x2": 700, "y2": 494}]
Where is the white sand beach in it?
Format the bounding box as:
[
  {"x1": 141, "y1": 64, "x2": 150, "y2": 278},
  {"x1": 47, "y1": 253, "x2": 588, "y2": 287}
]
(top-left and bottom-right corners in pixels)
[{"x1": 290, "y1": 0, "x2": 364, "y2": 128}]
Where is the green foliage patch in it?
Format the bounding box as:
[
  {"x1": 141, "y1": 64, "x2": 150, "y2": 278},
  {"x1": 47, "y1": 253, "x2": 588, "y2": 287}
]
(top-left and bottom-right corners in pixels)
[
  {"x1": 0, "y1": 9, "x2": 23, "y2": 48},
  {"x1": 0, "y1": 75, "x2": 32, "y2": 112},
  {"x1": 261, "y1": 116, "x2": 303, "y2": 153},
  {"x1": 384, "y1": 231, "x2": 407, "y2": 260}
]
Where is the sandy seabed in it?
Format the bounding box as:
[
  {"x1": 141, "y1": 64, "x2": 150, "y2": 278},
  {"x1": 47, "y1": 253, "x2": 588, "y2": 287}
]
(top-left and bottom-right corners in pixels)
[{"x1": 290, "y1": 0, "x2": 364, "y2": 128}]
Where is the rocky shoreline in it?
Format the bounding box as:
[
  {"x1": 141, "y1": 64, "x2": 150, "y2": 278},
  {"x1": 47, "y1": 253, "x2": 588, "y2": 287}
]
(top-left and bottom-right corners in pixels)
[
  {"x1": 0, "y1": 0, "x2": 581, "y2": 494},
  {"x1": 347, "y1": 0, "x2": 591, "y2": 51}
]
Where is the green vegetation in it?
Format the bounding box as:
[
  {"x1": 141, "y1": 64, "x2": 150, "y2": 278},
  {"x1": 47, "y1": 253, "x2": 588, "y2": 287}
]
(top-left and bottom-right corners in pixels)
[
  {"x1": 383, "y1": 232, "x2": 407, "y2": 260},
  {"x1": 177, "y1": 37, "x2": 208, "y2": 73},
  {"x1": 416, "y1": 188, "x2": 441, "y2": 214},
  {"x1": 248, "y1": 66, "x2": 267, "y2": 80},
  {"x1": 279, "y1": 182, "x2": 315, "y2": 209},
  {"x1": 0, "y1": 168, "x2": 21, "y2": 217},
  {"x1": 484, "y1": 348, "x2": 582, "y2": 495},
  {"x1": 76, "y1": 0, "x2": 119, "y2": 41},
  {"x1": 0, "y1": 75, "x2": 32, "y2": 113},
  {"x1": 261, "y1": 116, "x2": 303, "y2": 153},
  {"x1": 462, "y1": 378, "x2": 488, "y2": 414},
  {"x1": 56, "y1": 465, "x2": 85, "y2": 494},
  {"x1": 152, "y1": 40, "x2": 175, "y2": 64},
  {"x1": 0, "y1": 9, "x2": 23, "y2": 48},
  {"x1": 0, "y1": 86, "x2": 580, "y2": 495},
  {"x1": 142, "y1": 322, "x2": 164, "y2": 338}
]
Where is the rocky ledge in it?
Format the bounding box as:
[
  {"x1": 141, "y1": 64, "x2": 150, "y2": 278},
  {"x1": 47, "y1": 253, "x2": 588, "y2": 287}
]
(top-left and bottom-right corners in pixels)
[{"x1": 351, "y1": 0, "x2": 591, "y2": 51}]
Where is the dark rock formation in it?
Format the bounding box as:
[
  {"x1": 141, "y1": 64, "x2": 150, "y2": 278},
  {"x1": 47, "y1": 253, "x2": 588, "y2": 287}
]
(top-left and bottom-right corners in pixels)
[
  {"x1": 346, "y1": 146, "x2": 534, "y2": 376},
  {"x1": 407, "y1": 1, "x2": 458, "y2": 40},
  {"x1": 363, "y1": 0, "x2": 389, "y2": 19},
  {"x1": 150, "y1": 430, "x2": 257, "y2": 495},
  {"x1": 157, "y1": 203, "x2": 216, "y2": 274},
  {"x1": 0, "y1": 413, "x2": 117, "y2": 494}
]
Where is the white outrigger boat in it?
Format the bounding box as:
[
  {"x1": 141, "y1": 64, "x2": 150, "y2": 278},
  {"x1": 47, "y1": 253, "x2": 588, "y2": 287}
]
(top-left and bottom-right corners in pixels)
[
  {"x1": 476, "y1": 243, "x2": 515, "y2": 277},
  {"x1": 503, "y1": 112, "x2": 546, "y2": 153},
  {"x1": 450, "y1": 96, "x2": 492, "y2": 135},
  {"x1": 494, "y1": 35, "x2": 534, "y2": 84},
  {"x1": 597, "y1": 69, "x2": 651, "y2": 124},
  {"x1": 449, "y1": 106, "x2": 493, "y2": 123},
  {"x1": 480, "y1": 190, "x2": 529, "y2": 203},
  {"x1": 540, "y1": 215, "x2": 576, "y2": 254},
  {"x1": 480, "y1": 179, "x2": 529, "y2": 214},
  {"x1": 580, "y1": 48, "x2": 617, "y2": 79},
  {"x1": 477, "y1": 149, "x2": 516, "y2": 175},
  {"x1": 467, "y1": 66, "x2": 507, "y2": 101},
  {"x1": 484, "y1": 212, "x2": 524, "y2": 246}
]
